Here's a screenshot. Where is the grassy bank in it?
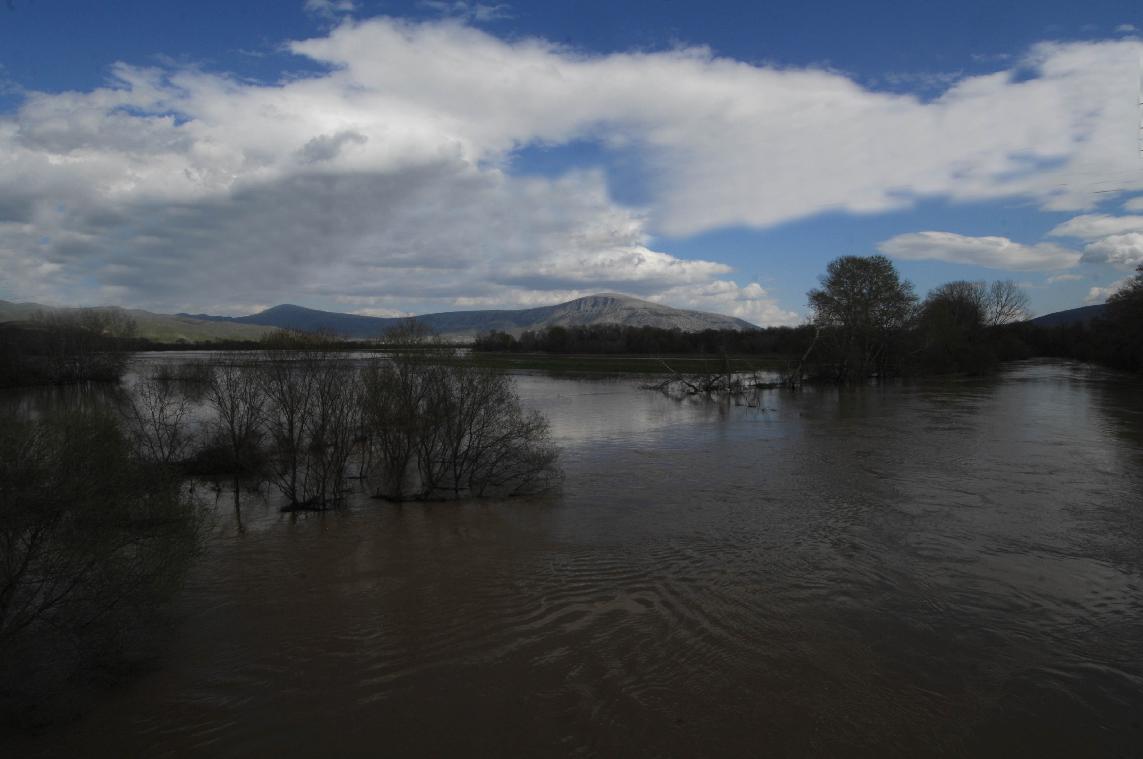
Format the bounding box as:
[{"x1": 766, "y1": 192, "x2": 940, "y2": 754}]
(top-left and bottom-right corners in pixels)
[{"x1": 462, "y1": 352, "x2": 793, "y2": 375}]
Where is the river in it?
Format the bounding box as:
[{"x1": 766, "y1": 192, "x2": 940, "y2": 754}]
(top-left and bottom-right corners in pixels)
[{"x1": 8, "y1": 359, "x2": 1143, "y2": 757}]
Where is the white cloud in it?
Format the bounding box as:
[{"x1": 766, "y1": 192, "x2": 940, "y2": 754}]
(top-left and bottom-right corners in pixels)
[
  {"x1": 1080, "y1": 232, "x2": 1143, "y2": 268},
  {"x1": 877, "y1": 231, "x2": 1081, "y2": 270},
  {"x1": 1123, "y1": 196, "x2": 1143, "y2": 212},
  {"x1": 1046, "y1": 272, "x2": 1084, "y2": 283},
  {"x1": 1116, "y1": 24, "x2": 1136, "y2": 33},
  {"x1": 304, "y1": 0, "x2": 356, "y2": 19},
  {"x1": 2, "y1": 18, "x2": 1142, "y2": 315},
  {"x1": 645, "y1": 281, "x2": 801, "y2": 326},
  {"x1": 1049, "y1": 213, "x2": 1143, "y2": 239},
  {"x1": 1086, "y1": 276, "x2": 1133, "y2": 303}
]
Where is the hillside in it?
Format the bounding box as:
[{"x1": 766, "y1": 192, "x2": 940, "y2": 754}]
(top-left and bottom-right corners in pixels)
[
  {"x1": 1029, "y1": 304, "x2": 1107, "y2": 328},
  {"x1": 184, "y1": 293, "x2": 758, "y2": 339},
  {"x1": 0, "y1": 300, "x2": 274, "y2": 343}
]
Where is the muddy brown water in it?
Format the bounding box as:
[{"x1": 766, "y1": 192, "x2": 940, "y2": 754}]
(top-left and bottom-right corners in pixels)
[{"x1": 7, "y1": 359, "x2": 1143, "y2": 757}]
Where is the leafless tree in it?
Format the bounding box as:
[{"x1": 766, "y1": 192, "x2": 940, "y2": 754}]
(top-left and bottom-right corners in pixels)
[
  {"x1": 122, "y1": 371, "x2": 194, "y2": 465},
  {"x1": 982, "y1": 280, "x2": 1030, "y2": 326},
  {"x1": 258, "y1": 332, "x2": 359, "y2": 509},
  {"x1": 361, "y1": 329, "x2": 559, "y2": 501}
]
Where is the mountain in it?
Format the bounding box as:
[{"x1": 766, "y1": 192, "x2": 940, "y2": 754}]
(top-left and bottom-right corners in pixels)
[
  {"x1": 183, "y1": 293, "x2": 758, "y2": 339},
  {"x1": 0, "y1": 300, "x2": 274, "y2": 342},
  {"x1": 1029, "y1": 304, "x2": 1107, "y2": 327}
]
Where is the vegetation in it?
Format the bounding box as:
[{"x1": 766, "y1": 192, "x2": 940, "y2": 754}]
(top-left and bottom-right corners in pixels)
[
  {"x1": 473, "y1": 256, "x2": 1143, "y2": 389},
  {"x1": 0, "y1": 408, "x2": 201, "y2": 727},
  {"x1": 474, "y1": 322, "x2": 815, "y2": 356},
  {"x1": 362, "y1": 338, "x2": 559, "y2": 501},
  {"x1": 1018, "y1": 264, "x2": 1143, "y2": 373},
  {"x1": 0, "y1": 311, "x2": 138, "y2": 388}
]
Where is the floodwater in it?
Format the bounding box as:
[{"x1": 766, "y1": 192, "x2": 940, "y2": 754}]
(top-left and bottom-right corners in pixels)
[{"x1": 8, "y1": 359, "x2": 1143, "y2": 757}]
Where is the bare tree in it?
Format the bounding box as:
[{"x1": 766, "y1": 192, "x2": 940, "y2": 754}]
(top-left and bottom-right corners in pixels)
[
  {"x1": 982, "y1": 280, "x2": 1030, "y2": 326},
  {"x1": 122, "y1": 371, "x2": 194, "y2": 465},
  {"x1": 258, "y1": 332, "x2": 360, "y2": 509},
  {"x1": 361, "y1": 334, "x2": 559, "y2": 501}
]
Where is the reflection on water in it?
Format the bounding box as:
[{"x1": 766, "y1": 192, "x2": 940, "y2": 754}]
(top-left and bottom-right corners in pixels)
[{"x1": 7, "y1": 360, "x2": 1143, "y2": 757}]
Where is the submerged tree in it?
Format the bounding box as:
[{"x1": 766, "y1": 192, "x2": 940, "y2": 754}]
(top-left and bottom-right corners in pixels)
[
  {"x1": 807, "y1": 255, "x2": 917, "y2": 382},
  {"x1": 362, "y1": 327, "x2": 559, "y2": 501},
  {"x1": 258, "y1": 332, "x2": 360, "y2": 509},
  {"x1": 122, "y1": 370, "x2": 195, "y2": 466}
]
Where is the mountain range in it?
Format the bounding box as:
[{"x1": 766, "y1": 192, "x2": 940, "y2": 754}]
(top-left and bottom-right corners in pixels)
[
  {"x1": 2, "y1": 293, "x2": 756, "y2": 342},
  {"x1": 181, "y1": 293, "x2": 757, "y2": 339},
  {"x1": 1, "y1": 294, "x2": 1110, "y2": 344}
]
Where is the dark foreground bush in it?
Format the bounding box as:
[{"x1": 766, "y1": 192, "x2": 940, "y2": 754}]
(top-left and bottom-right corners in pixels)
[{"x1": 0, "y1": 408, "x2": 201, "y2": 730}]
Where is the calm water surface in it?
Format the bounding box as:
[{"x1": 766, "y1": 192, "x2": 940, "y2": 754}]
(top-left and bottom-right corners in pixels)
[{"x1": 10, "y1": 360, "x2": 1143, "y2": 757}]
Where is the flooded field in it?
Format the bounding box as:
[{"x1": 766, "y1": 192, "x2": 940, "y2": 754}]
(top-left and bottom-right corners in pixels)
[{"x1": 7, "y1": 359, "x2": 1143, "y2": 757}]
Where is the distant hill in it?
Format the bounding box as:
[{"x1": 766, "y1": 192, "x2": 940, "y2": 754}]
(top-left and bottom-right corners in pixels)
[
  {"x1": 182, "y1": 293, "x2": 758, "y2": 339},
  {"x1": 0, "y1": 300, "x2": 274, "y2": 343},
  {"x1": 1029, "y1": 304, "x2": 1107, "y2": 328}
]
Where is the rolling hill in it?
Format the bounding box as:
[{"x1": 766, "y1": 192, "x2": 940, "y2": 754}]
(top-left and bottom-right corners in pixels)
[
  {"x1": 182, "y1": 293, "x2": 758, "y2": 339},
  {"x1": 0, "y1": 300, "x2": 274, "y2": 343},
  {"x1": 1028, "y1": 304, "x2": 1107, "y2": 327}
]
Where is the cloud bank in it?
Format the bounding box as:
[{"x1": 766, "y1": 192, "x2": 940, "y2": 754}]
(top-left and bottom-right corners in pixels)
[
  {"x1": 1, "y1": 17, "x2": 1140, "y2": 320},
  {"x1": 877, "y1": 231, "x2": 1080, "y2": 270}
]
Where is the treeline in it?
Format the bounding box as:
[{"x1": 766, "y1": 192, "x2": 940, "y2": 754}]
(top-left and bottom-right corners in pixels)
[
  {"x1": 474, "y1": 323, "x2": 817, "y2": 356},
  {"x1": 800, "y1": 257, "x2": 1143, "y2": 381},
  {"x1": 477, "y1": 260, "x2": 1143, "y2": 382},
  {"x1": 0, "y1": 311, "x2": 138, "y2": 387}
]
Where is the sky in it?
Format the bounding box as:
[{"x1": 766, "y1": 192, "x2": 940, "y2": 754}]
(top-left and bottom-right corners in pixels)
[{"x1": 1, "y1": 0, "x2": 1142, "y2": 324}]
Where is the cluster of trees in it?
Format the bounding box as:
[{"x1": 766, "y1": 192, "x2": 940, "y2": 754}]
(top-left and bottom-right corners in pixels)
[
  {"x1": 475, "y1": 257, "x2": 1037, "y2": 384},
  {"x1": 474, "y1": 323, "x2": 815, "y2": 356},
  {"x1": 126, "y1": 332, "x2": 560, "y2": 509},
  {"x1": 0, "y1": 310, "x2": 138, "y2": 387},
  {"x1": 803, "y1": 255, "x2": 1034, "y2": 382}
]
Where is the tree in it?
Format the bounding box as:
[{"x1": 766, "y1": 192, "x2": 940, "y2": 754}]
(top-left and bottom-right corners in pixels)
[
  {"x1": 1103, "y1": 264, "x2": 1143, "y2": 371},
  {"x1": 916, "y1": 281, "x2": 991, "y2": 374},
  {"x1": 361, "y1": 332, "x2": 560, "y2": 501},
  {"x1": 807, "y1": 255, "x2": 917, "y2": 381},
  {"x1": 258, "y1": 332, "x2": 360, "y2": 509},
  {"x1": 122, "y1": 371, "x2": 194, "y2": 466},
  {"x1": 982, "y1": 280, "x2": 1030, "y2": 326}
]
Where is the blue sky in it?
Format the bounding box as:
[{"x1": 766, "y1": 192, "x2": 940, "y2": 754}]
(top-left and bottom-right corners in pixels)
[{"x1": 1, "y1": 0, "x2": 1142, "y2": 322}]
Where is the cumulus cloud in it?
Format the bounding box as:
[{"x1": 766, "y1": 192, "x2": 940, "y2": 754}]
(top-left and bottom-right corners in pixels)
[
  {"x1": 645, "y1": 281, "x2": 801, "y2": 326},
  {"x1": 1049, "y1": 213, "x2": 1143, "y2": 239},
  {"x1": 1124, "y1": 197, "x2": 1143, "y2": 211},
  {"x1": 1086, "y1": 276, "x2": 1133, "y2": 303},
  {"x1": 877, "y1": 231, "x2": 1081, "y2": 270},
  {"x1": 1080, "y1": 232, "x2": 1143, "y2": 268},
  {"x1": 2, "y1": 17, "x2": 1141, "y2": 317}
]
